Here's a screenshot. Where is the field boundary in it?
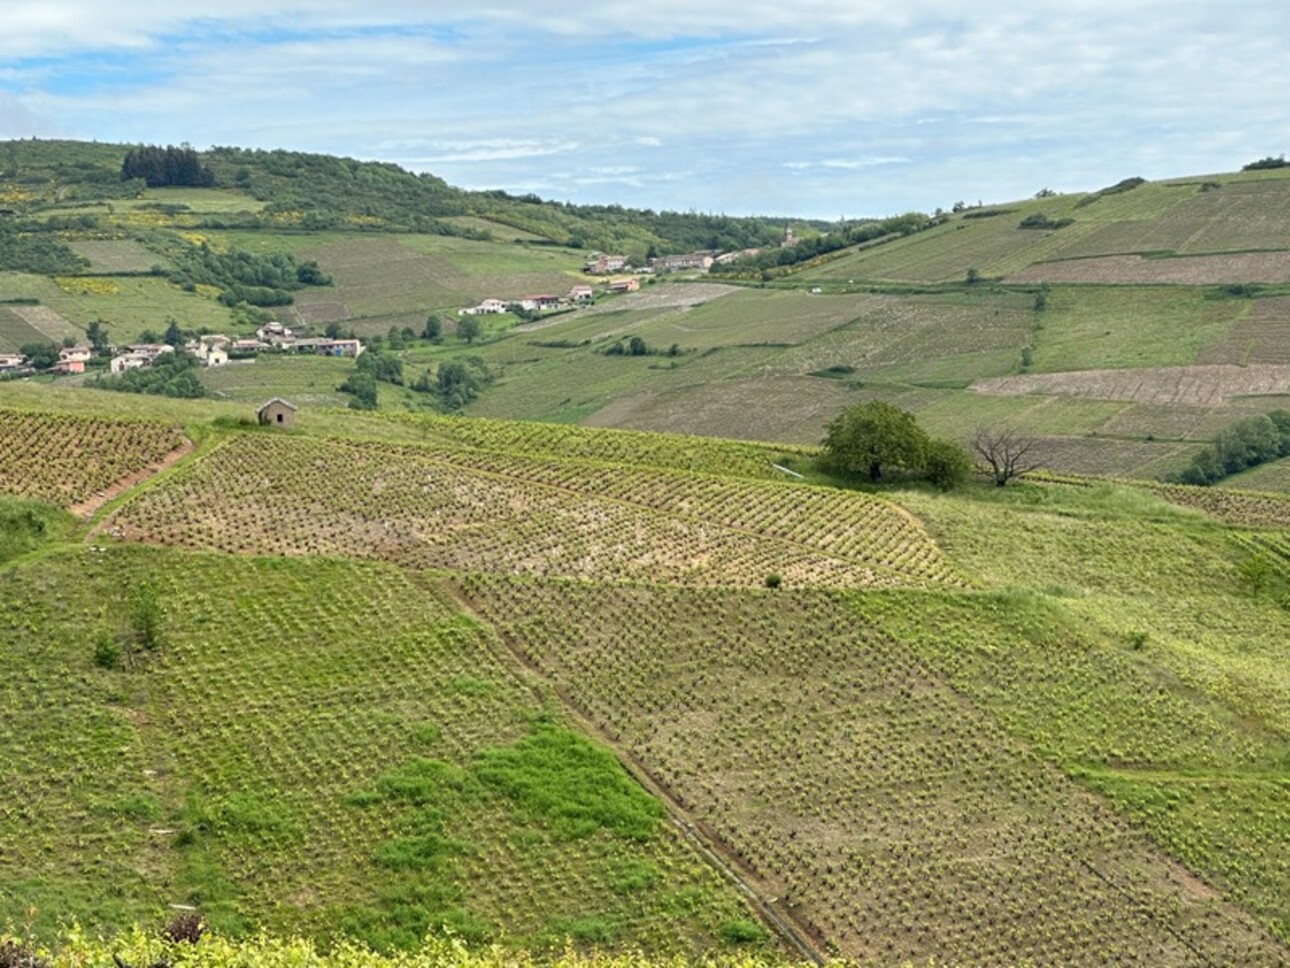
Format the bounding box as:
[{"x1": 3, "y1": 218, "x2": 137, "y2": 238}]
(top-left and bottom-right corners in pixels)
[{"x1": 68, "y1": 435, "x2": 194, "y2": 519}]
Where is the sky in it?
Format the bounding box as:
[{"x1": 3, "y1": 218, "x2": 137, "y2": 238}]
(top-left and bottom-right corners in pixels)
[{"x1": 0, "y1": 1, "x2": 1284, "y2": 219}]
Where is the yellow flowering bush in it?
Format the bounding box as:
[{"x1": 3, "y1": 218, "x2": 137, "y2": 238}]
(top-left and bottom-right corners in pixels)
[{"x1": 54, "y1": 276, "x2": 121, "y2": 295}]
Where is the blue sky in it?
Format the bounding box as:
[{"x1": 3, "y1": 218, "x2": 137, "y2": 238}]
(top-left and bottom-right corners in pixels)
[{"x1": 0, "y1": 1, "x2": 1284, "y2": 218}]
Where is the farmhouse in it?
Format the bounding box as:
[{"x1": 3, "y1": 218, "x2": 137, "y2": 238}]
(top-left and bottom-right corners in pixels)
[
  {"x1": 569, "y1": 285, "x2": 594, "y2": 302},
  {"x1": 0, "y1": 353, "x2": 26, "y2": 371},
  {"x1": 584, "y1": 253, "x2": 629, "y2": 275},
  {"x1": 523, "y1": 294, "x2": 562, "y2": 311},
  {"x1": 50, "y1": 358, "x2": 85, "y2": 375},
  {"x1": 59, "y1": 346, "x2": 92, "y2": 365},
  {"x1": 608, "y1": 277, "x2": 640, "y2": 293},
  {"x1": 186, "y1": 335, "x2": 231, "y2": 367},
  {"x1": 257, "y1": 397, "x2": 297, "y2": 428},
  {"x1": 109, "y1": 344, "x2": 173, "y2": 375},
  {"x1": 460, "y1": 298, "x2": 508, "y2": 316}
]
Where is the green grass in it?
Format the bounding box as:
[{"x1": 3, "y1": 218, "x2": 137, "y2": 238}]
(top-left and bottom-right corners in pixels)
[
  {"x1": 0, "y1": 545, "x2": 772, "y2": 955},
  {"x1": 1028, "y1": 286, "x2": 1248, "y2": 371},
  {"x1": 199, "y1": 356, "x2": 355, "y2": 407},
  {"x1": 0, "y1": 305, "x2": 49, "y2": 350},
  {"x1": 0, "y1": 272, "x2": 235, "y2": 343}
]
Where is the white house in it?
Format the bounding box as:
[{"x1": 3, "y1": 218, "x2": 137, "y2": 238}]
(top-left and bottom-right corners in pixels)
[{"x1": 460, "y1": 298, "x2": 508, "y2": 316}]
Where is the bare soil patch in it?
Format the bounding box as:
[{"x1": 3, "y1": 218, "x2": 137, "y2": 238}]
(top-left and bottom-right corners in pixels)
[
  {"x1": 1009, "y1": 252, "x2": 1290, "y2": 285},
  {"x1": 972, "y1": 364, "x2": 1290, "y2": 407}
]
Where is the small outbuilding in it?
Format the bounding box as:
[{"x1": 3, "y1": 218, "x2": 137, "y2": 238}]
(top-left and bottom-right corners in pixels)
[{"x1": 257, "y1": 397, "x2": 298, "y2": 428}]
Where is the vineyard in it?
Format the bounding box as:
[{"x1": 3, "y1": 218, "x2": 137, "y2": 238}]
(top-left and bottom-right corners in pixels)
[
  {"x1": 0, "y1": 545, "x2": 772, "y2": 954},
  {"x1": 3, "y1": 140, "x2": 1290, "y2": 964},
  {"x1": 105, "y1": 434, "x2": 948, "y2": 590},
  {"x1": 458, "y1": 575, "x2": 1284, "y2": 965},
  {"x1": 0, "y1": 408, "x2": 184, "y2": 508}
]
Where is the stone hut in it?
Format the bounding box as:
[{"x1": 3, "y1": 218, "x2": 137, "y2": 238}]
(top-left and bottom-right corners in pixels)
[{"x1": 257, "y1": 397, "x2": 298, "y2": 429}]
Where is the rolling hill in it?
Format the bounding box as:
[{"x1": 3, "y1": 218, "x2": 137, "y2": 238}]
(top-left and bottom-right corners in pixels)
[
  {"x1": 1, "y1": 144, "x2": 1290, "y2": 962},
  {"x1": 0, "y1": 386, "x2": 1286, "y2": 965},
  {"x1": 4, "y1": 141, "x2": 1290, "y2": 487}
]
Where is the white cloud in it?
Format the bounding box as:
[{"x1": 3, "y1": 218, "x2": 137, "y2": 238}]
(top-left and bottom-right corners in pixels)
[{"x1": 0, "y1": 1, "x2": 1286, "y2": 216}]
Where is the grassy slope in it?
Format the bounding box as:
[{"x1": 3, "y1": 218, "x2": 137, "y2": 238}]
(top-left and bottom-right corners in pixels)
[
  {"x1": 0, "y1": 545, "x2": 773, "y2": 955},
  {"x1": 0, "y1": 397, "x2": 1286, "y2": 963}
]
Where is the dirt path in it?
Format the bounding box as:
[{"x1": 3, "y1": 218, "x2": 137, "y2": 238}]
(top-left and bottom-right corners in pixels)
[
  {"x1": 69, "y1": 436, "x2": 194, "y2": 520},
  {"x1": 441, "y1": 581, "x2": 827, "y2": 965}
]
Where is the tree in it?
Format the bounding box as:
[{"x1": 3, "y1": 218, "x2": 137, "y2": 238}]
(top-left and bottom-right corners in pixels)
[
  {"x1": 971, "y1": 427, "x2": 1040, "y2": 486},
  {"x1": 163, "y1": 319, "x2": 183, "y2": 347},
  {"x1": 20, "y1": 341, "x2": 59, "y2": 370},
  {"x1": 965, "y1": 267, "x2": 982, "y2": 285},
  {"x1": 422, "y1": 314, "x2": 443, "y2": 342},
  {"x1": 85, "y1": 319, "x2": 110, "y2": 355},
  {"x1": 457, "y1": 316, "x2": 481, "y2": 344},
  {"x1": 822, "y1": 400, "x2": 929, "y2": 482},
  {"x1": 130, "y1": 583, "x2": 164, "y2": 652},
  {"x1": 924, "y1": 439, "x2": 974, "y2": 491}
]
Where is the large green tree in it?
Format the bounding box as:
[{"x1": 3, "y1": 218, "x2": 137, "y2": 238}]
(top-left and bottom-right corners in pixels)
[{"x1": 821, "y1": 400, "x2": 929, "y2": 482}]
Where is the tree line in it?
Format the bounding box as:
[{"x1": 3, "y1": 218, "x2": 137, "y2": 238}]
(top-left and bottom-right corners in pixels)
[
  {"x1": 1170, "y1": 411, "x2": 1290, "y2": 486},
  {"x1": 121, "y1": 145, "x2": 215, "y2": 188}
]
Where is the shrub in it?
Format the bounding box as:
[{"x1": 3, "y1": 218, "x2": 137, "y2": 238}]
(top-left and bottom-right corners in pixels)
[
  {"x1": 718, "y1": 919, "x2": 768, "y2": 944},
  {"x1": 93, "y1": 629, "x2": 122, "y2": 669}
]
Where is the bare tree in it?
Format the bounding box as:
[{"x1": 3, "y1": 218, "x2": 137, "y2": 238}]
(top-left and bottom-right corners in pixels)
[{"x1": 971, "y1": 427, "x2": 1041, "y2": 486}]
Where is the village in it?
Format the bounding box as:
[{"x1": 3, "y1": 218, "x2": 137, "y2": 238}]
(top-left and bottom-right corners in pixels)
[
  {"x1": 0, "y1": 232, "x2": 798, "y2": 379},
  {"x1": 0, "y1": 321, "x2": 365, "y2": 379}
]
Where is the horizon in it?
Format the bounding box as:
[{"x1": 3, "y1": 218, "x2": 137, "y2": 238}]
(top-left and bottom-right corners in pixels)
[{"x1": 0, "y1": 2, "x2": 1285, "y2": 219}]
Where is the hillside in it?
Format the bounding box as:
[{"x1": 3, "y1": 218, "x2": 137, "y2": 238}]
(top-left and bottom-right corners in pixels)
[
  {"x1": 4, "y1": 142, "x2": 1290, "y2": 486},
  {"x1": 0, "y1": 387, "x2": 1286, "y2": 965}
]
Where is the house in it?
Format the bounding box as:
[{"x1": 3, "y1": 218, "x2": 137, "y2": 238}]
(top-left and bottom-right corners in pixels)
[
  {"x1": 569, "y1": 285, "x2": 594, "y2": 302},
  {"x1": 256, "y1": 321, "x2": 295, "y2": 341},
  {"x1": 584, "y1": 253, "x2": 629, "y2": 275},
  {"x1": 188, "y1": 335, "x2": 231, "y2": 367},
  {"x1": 459, "y1": 298, "x2": 508, "y2": 316},
  {"x1": 109, "y1": 343, "x2": 173, "y2": 375},
  {"x1": 50, "y1": 358, "x2": 85, "y2": 375},
  {"x1": 0, "y1": 353, "x2": 28, "y2": 371},
  {"x1": 109, "y1": 353, "x2": 149, "y2": 375},
  {"x1": 59, "y1": 345, "x2": 92, "y2": 365},
  {"x1": 528, "y1": 294, "x2": 562, "y2": 311},
  {"x1": 231, "y1": 338, "x2": 270, "y2": 354},
  {"x1": 257, "y1": 397, "x2": 297, "y2": 428},
  {"x1": 316, "y1": 338, "x2": 363, "y2": 358},
  {"x1": 608, "y1": 277, "x2": 640, "y2": 293}
]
